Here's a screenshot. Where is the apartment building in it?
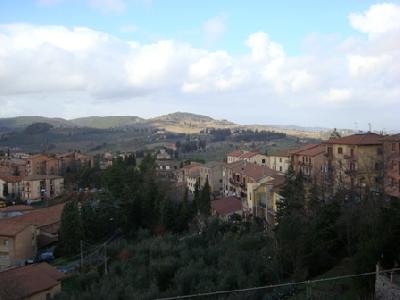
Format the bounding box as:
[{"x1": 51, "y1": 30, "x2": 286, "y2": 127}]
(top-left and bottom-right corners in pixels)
[
  {"x1": 290, "y1": 144, "x2": 327, "y2": 183},
  {"x1": 382, "y1": 134, "x2": 400, "y2": 200},
  {"x1": 0, "y1": 175, "x2": 23, "y2": 200},
  {"x1": 21, "y1": 175, "x2": 64, "y2": 201},
  {"x1": 223, "y1": 161, "x2": 281, "y2": 215},
  {"x1": 199, "y1": 161, "x2": 224, "y2": 193},
  {"x1": 267, "y1": 150, "x2": 290, "y2": 173},
  {"x1": 26, "y1": 154, "x2": 60, "y2": 176},
  {"x1": 57, "y1": 151, "x2": 93, "y2": 173},
  {"x1": 226, "y1": 150, "x2": 268, "y2": 166},
  {"x1": 0, "y1": 221, "x2": 37, "y2": 269},
  {"x1": 325, "y1": 133, "x2": 384, "y2": 193}
]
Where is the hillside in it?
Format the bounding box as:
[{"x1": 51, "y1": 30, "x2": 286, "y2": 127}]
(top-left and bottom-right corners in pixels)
[
  {"x1": 70, "y1": 116, "x2": 145, "y2": 129},
  {"x1": 148, "y1": 112, "x2": 235, "y2": 133},
  {"x1": 0, "y1": 116, "x2": 73, "y2": 132}
]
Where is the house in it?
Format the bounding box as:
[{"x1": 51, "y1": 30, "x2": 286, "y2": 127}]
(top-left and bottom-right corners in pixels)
[
  {"x1": 199, "y1": 161, "x2": 224, "y2": 194},
  {"x1": 0, "y1": 221, "x2": 37, "y2": 269},
  {"x1": 0, "y1": 175, "x2": 24, "y2": 200},
  {"x1": 21, "y1": 175, "x2": 64, "y2": 201},
  {"x1": 226, "y1": 150, "x2": 268, "y2": 166},
  {"x1": 26, "y1": 154, "x2": 60, "y2": 176},
  {"x1": 0, "y1": 263, "x2": 64, "y2": 300},
  {"x1": 223, "y1": 161, "x2": 282, "y2": 216},
  {"x1": 57, "y1": 151, "x2": 94, "y2": 173},
  {"x1": 247, "y1": 176, "x2": 285, "y2": 227},
  {"x1": 267, "y1": 150, "x2": 290, "y2": 173},
  {"x1": 185, "y1": 165, "x2": 201, "y2": 193},
  {"x1": 290, "y1": 144, "x2": 326, "y2": 181},
  {"x1": 325, "y1": 133, "x2": 384, "y2": 193},
  {"x1": 156, "y1": 160, "x2": 179, "y2": 179},
  {"x1": 211, "y1": 196, "x2": 242, "y2": 219},
  {"x1": 0, "y1": 158, "x2": 27, "y2": 176},
  {"x1": 156, "y1": 148, "x2": 172, "y2": 160},
  {"x1": 7, "y1": 203, "x2": 65, "y2": 249},
  {"x1": 382, "y1": 134, "x2": 400, "y2": 200}
]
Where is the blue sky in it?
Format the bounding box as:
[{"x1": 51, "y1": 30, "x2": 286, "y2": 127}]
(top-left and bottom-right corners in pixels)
[
  {"x1": 0, "y1": 0, "x2": 383, "y2": 54},
  {"x1": 0, "y1": 1, "x2": 399, "y2": 130}
]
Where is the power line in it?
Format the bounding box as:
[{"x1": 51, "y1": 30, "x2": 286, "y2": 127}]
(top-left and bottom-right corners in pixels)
[{"x1": 155, "y1": 267, "x2": 400, "y2": 300}]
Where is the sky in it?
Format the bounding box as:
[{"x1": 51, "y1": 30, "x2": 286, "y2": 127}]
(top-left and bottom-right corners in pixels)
[{"x1": 0, "y1": 0, "x2": 399, "y2": 131}]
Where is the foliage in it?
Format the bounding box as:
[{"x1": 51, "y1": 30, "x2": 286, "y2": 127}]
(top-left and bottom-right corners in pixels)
[{"x1": 59, "y1": 201, "x2": 83, "y2": 256}]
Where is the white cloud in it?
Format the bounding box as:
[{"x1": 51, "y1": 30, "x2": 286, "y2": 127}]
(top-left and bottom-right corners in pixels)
[
  {"x1": 349, "y1": 3, "x2": 400, "y2": 34},
  {"x1": 203, "y1": 15, "x2": 227, "y2": 44},
  {"x1": 1, "y1": 2, "x2": 400, "y2": 129},
  {"x1": 88, "y1": 0, "x2": 126, "y2": 13},
  {"x1": 323, "y1": 88, "x2": 352, "y2": 103}
]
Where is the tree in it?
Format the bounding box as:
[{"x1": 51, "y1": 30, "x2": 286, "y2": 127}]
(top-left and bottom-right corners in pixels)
[
  {"x1": 199, "y1": 179, "x2": 211, "y2": 216},
  {"x1": 330, "y1": 128, "x2": 341, "y2": 139},
  {"x1": 59, "y1": 201, "x2": 83, "y2": 256}
]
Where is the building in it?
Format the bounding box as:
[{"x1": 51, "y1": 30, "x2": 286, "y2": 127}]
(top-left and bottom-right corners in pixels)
[
  {"x1": 246, "y1": 176, "x2": 285, "y2": 226},
  {"x1": 267, "y1": 150, "x2": 290, "y2": 173},
  {"x1": 6, "y1": 203, "x2": 65, "y2": 249},
  {"x1": 0, "y1": 263, "x2": 64, "y2": 300},
  {"x1": 0, "y1": 158, "x2": 27, "y2": 176},
  {"x1": 0, "y1": 221, "x2": 37, "y2": 269},
  {"x1": 199, "y1": 161, "x2": 224, "y2": 194},
  {"x1": 57, "y1": 151, "x2": 93, "y2": 173},
  {"x1": 325, "y1": 133, "x2": 384, "y2": 193},
  {"x1": 211, "y1": 196, "x2": 242, "y2": 220},
  {"x1": 290, "y1": 144, "x2": 326, "y2": 181},
  {"x1": 226, "y1": 150, "x2": 268, "y2": 166},
  {"x1": 156, "y1": 160, "x2": 179, "y2": 179},
  {"x1": 0, "y1": 175, "x2": 23, "y2": 200},
  {"x1": 185, "y1": 165, "x2": 201, "y2": 193},
  {"x1": 223, "y1": 161, "x2": 282, "y2": 215},
  {"x1": 26, "y1": 154, "x2": 60, "y2": 176},
  {"x1": 156, "y1": 148, "x2": 172, "y2": 160},
  {"x1": 21, "y1": 175, "x2": 64, "y2": 201},
  {"x1": 382, "y1": 134, "x2": 400, "y2": 200}
]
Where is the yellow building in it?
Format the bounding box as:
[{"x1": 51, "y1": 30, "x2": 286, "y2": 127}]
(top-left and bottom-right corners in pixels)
[
  {"x1": 325, "y1": 133, "x2": 384, "y2": 194},
  {"x1": 0, "y1": 221, "x2": 37, "y2": 269},
  {"x1": 21, "y1": 175, "x2": 64, "y2": 201}
]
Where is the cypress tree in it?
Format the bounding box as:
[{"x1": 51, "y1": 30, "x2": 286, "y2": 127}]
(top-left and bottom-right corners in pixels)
[
  {"x1": 59, "y1": 201, "x2": 83, "y2": 256},
  {"x1": 199, "y1": 179, "x2": 211, "y2": 216}
]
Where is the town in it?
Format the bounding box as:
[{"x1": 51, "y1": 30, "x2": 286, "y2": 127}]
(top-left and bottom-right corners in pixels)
[{"x1": 0, "y1": 129, "x2": 399, "y2": 299}]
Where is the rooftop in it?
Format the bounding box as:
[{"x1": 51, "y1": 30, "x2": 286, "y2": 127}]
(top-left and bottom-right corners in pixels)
[
  {"x1": 0, "y1": 175, "x2": 24, "y2": 183},
  {"x1": 0, "y1": 263, "x2": 64, "y2": 299},
  {"x1": 0, "y1": 221, "x2": 33, "y2": 237},
  {"x1": 226, "y1": 161, "x2": 279, "y2": 181},
  {"x1": 292, "y1": 144, "x2": 325, "y2": 157},
  {"x1": 211, "y1": 196, "x2": 242, "y2": 216},
  {"x1": 326, "y1": 132, "x2": 383, "y2": 145},
  {"x1": 23, "y1": 175, "x2": 63, "y2": 181},
  {"x1": 3, "y1": 203, "x2": 65, "y2": 229},
  {"x1": 0, "y1": 205, "x2": 34, "y2": 213}
]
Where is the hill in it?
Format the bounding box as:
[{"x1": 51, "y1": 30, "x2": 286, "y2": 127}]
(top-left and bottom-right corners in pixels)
[
  {"x1": 70, "y1": 116, "x2": 145, "y2": 129},
  {"x1": 0, "y1": 116, "x2": 73, "y2": 132}
]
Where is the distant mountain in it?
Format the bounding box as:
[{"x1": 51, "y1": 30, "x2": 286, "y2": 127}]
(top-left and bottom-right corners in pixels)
[
  {"x1": 148, "y1": 112, "x2": 235, "y2": 133},
  {"x1": 0, "y1": 116, "x2": 73, "y2": 132},
  {"x1": 0, "y1": 112, "x2": 348, "y2": 139},
  {"x1": 70, "y1": 116, "x2": 145, "y2": 129}
]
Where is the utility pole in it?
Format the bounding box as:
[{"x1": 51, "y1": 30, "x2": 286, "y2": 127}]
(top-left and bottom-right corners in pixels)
[{"x1": 80, "y1": 240, "x2": 84, "y2": 270}]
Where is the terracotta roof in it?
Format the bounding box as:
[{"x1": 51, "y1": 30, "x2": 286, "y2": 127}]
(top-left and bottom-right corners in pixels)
[
  {"x1": 0, "y1": 205, "x2": 34, "y2": 213},
  {"x1": 227, "y1": 150, "x2": 243, "y2": 158},
  {"x1": 7, "y1": 203, "x2": 65, "y2": 228},
  {"x1": 0, "y1": 175, "x2": 23, "y2": 183},
  {"x1": 269, "y1": 150, "x2": 290, "y2": 157},
  {"x1": 211, "y1": 196, "x2": 242, "y2": 216},
  {"x1": 325, "y1": 133, "x2": 383, "y2": 145},
  {"x1": 226, "y1": 161, "x2": 279, "y2": 181},
  {"x1": 240, "y1": 151, "x2": 258, "y2": 159},
  {"x1": 294, "y1": 144, "x2": 325, "y2": 157},
  {"x1": 0, "y1": 221, "x2": 33, "y2": 237},
  {"x1": 0, "y1": 263, "x2": 64, "y2": 299},
  {"x1": 381, "y1": 134, "x2": 400, "y2": 141}
]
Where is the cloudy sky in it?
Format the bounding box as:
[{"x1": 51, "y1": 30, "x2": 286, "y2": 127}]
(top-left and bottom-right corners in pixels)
[{"x1": 0, "y1": 1, "x2": 399, "y2": 130}]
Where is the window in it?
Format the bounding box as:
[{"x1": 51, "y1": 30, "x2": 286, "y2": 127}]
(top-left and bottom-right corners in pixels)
[
  {"x1": 279, "y1": 158, "x2": 282, "y2": 162},
  {"x1": 262, "y1": 159, "x2": 266, "y2": 164},
  {"x1": 377, "y1": 147, "x2": 383, "y2": 155},
  {"x1": 279, "y1": 166, "x2": 282, "y2": 172},
  {"x1": 392, "y1": 143, "x2": 396, "y2": 151},
  {"x1": 3, "y1": 240, "x2": 8, "y2": 248},
  {"x1": 350, "y1": 149, "x2": 354, "y2": 157},
  {"x1": 338, "y1": 147, "x2": 343, "y2": 154}
]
